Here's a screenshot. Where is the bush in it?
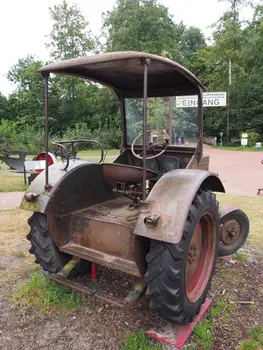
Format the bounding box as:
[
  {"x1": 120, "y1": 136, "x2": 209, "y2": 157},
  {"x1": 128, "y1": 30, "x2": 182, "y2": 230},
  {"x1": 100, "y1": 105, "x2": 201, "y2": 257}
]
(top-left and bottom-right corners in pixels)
[
  {"x1": 0, "y1": 120, "x2": 121, "y2": 154},
  {"x1": 230, "y1": 138, "x2": 241, "y2": 147},
  {"x1": 243, "y1": 131, "x2": 260, "y2": 147},
  {"x1": 0, "y1": 119, "x2": 43, "y2": 151},
  {"x1": 57, "y1": 123, "x2": 121, "y2": 150},
  {"x1": 93, "y1": 127, "x2": 121, "y2": 149},
  {"x1": 60, "y1": 122, "x2": 93, "y2": 140},
  {"x1": 0, "y1": 119, "x2": 17, "y2": 148}
]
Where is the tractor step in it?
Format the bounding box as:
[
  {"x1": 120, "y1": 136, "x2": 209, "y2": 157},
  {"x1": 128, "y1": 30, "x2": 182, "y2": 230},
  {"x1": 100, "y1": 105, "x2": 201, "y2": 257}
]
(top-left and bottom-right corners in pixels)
[
  {"x1": 60, "y1": 242, "x2": 140, "y2": 276},
  {"x1": 49, "y1": 274, "x2": 146, "y2": 309}
]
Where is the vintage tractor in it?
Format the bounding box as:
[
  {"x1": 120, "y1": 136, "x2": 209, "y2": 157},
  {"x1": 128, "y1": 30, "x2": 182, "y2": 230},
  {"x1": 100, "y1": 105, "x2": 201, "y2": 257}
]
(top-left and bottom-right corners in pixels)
[{"x1": 21, "y1": 52, "x2": 249, "y2": 324}]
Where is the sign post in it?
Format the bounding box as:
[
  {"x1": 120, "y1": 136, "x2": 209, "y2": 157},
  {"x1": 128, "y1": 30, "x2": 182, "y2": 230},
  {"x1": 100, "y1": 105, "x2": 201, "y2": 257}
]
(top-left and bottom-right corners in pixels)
[
  {"x1": 220, "y1": 132, "x2": 223, "y2": 147},
  {"x1": 176, "y1": 92, "x2": 227, "y2": 108},
  {"x1": 241, "y1": 133, "x2": 248, "y2": 147}
]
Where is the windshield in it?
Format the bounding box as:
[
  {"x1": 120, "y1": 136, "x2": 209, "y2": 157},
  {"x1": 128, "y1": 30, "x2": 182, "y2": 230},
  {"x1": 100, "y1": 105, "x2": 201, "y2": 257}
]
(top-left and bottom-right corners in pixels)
[{"x1": 125, "y1": 97, "x2": 199, "y2": 147}]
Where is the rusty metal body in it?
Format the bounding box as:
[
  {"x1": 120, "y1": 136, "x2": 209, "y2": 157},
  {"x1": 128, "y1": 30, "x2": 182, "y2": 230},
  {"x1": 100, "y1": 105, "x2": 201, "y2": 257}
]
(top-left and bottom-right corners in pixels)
[{"x1": 21, "y1": 51, "x2": 245, "y2": 283}]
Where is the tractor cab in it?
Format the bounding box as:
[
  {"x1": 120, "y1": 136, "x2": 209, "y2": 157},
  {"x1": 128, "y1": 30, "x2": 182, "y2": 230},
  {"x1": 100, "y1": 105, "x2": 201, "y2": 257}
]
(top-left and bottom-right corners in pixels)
[{"x1": 37, "y1": 52, "x2": 208, "y2": 204}]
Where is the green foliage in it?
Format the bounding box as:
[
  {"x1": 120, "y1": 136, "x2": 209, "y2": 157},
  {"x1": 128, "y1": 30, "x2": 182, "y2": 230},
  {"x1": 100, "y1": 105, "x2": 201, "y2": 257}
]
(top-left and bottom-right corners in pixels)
[
  {"x1": 60, "y1": 122, "x2": 121, "y2": 149},
  {"x1": 0, "y1": 92, "x2": 9, "y2": 120},
  {"x1": 121, "y1": 331, "x2": 161, "y2": 350},
  {"x1": 230, "y1": 138, "x2": 241, "y2": 146},
  {"x1": 180, "y1": 26, "x2": 206, "y2": 61},
  {"x1": 102, "y1": 0, "x2": 182, "y2": 60},
  {"x1": 0, "y1": 119, "x2": 17, "y2": 148},
  {"x1": 1, "y1": 0, "x2": 263, "y2": 146},
  {"x1": 235, "y1": 252, "x2": 249, "y2": 262},
  {"x1": 194, "y1": 320, "x2": 213, "y2": 350},
  {"x1": 250, "y1": 326, "x2": 263, "y2": 345},
  {"x1": 210, "y1": 300, "x2": 228, "y2": 318},
  {"x1": 245, "y1": 132, "x2": 260, "y2": 146},
  {"x1": 239, "y1": 325, "x2": 263, "y2": 349},
  {"x1": 46, "y1": 0, "x2": 94, "y2": 60},
  {"x1": 239, "y1": 339, "x2": 261, "y2": 350},
  {"x1": 0, "y1": 119, "x2": 43, "y2": 151},
  {"x1": 13, "y1": 271, "x2": 82, "y2": 312}
]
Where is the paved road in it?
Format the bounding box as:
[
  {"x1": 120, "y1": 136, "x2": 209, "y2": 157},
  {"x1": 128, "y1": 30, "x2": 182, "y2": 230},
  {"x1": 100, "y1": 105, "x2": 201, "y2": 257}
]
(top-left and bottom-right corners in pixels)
[{"x1": 205, "y1": 145, "x2": 263, "y2": 196}]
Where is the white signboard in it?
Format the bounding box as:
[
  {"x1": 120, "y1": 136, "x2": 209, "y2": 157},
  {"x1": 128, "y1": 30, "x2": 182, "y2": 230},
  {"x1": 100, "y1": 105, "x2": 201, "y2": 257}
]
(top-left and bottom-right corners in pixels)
[
  {"x1": 241, "y1": 133, "x2": 248, "y2": 138},
  {"x1": 176, "y1": 92, "x2": 227, "y2": 108},
  {"x1": 241, "y1": 138, "x2": 248, "y2": 146}
]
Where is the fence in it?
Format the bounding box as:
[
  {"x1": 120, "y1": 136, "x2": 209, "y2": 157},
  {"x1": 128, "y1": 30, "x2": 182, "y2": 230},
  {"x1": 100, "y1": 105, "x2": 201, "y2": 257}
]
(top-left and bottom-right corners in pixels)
[{"x1": 203, "y1": 136, "x2": 217, "y2": 146}]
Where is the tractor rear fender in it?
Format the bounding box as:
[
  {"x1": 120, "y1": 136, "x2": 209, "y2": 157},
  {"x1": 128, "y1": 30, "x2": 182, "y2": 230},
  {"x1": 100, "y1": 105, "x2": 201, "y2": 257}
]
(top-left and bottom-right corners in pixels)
[
  {"x1": 20, "y1": 160, "x2": 113, "y2": 215},
  {"x1": 134, "y1": 169, "x2": 225, "y2": 244}
]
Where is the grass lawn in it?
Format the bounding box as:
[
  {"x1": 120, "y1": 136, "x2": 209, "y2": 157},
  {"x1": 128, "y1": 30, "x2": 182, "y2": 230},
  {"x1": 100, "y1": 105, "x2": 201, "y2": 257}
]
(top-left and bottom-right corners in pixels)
[
  {"x1": 78, "y1": 149, "x2": 119, "y2": 157},
  {"x1": 216, "y1": 193, "x2": 263, "y2": 252},
  {"x1": 0, "y1": 149, "x2": 118, "y2": 192},
  {"x1": 0, "y1": 172, "x2": 27, "y2": 192},
  {"x1": 213, "y1": 146, "x2": 262, "y2": 152}
]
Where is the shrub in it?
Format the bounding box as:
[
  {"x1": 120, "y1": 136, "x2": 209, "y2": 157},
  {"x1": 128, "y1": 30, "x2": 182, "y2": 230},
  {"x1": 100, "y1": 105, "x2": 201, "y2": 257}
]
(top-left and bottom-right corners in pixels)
[
  {"x1": 243, "y1": 131, "x2": 260, "y2": 147},
  {"x1": 57, "y1": 123, "x2": 121, "y2": 150},
  {"x1": 0, "y1": 119, "x2": 17, "y2": 148},
  {"x1": 230, "y1": 138, "x2": 241, "y2": 147},
  {"x1": 0, "y1": 119, "x2": 43, "y2": 151}
]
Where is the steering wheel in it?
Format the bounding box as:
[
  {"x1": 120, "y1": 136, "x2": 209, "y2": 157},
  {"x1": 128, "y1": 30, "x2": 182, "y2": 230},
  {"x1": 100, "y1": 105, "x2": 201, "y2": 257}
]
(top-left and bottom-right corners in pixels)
[{"x1": 131, "y1": 129, "x2": 169, "y2": 160}]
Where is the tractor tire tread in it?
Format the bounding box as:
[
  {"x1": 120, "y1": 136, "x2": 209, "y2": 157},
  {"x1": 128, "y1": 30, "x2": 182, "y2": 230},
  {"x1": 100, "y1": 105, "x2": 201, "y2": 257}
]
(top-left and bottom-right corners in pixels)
[
  {"x1": 27, "y1": 213, "x2": 71, "y2": 274},
  {"x1": 145, "y1": 189, "x2": 219, "y2": 324}
]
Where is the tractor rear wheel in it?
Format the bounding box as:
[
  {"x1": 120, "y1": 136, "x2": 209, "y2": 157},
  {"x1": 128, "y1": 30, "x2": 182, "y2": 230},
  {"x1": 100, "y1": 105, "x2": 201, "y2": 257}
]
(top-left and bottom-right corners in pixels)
[
  {"x1": 27, "y1": 213, "x2": 72, "y2": 273},
  {"x1": 145, "y1": 189, "x2": 219, "y2": 324}
]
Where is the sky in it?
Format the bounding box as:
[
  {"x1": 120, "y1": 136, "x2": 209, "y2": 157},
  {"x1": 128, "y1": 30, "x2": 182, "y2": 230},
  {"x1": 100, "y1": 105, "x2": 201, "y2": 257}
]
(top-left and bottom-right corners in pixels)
[{"x1": 0, "y1": 0, "x2": 254, "y2": 96}]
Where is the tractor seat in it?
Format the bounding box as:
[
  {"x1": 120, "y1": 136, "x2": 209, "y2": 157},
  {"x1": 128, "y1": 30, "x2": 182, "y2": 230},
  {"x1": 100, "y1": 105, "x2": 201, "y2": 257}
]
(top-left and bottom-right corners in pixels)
[{"x1": 102, "y1": 163, "x2": 158, "y2": 183}]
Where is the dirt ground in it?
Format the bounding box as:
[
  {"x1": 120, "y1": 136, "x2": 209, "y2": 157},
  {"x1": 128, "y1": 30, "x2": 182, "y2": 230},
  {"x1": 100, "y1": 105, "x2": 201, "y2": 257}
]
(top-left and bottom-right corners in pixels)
[
  {"x1": 0, "y1": 230, "x2": 262, "y2": 350},
  {"x1": 1, "y1": 148, "x2": 263, "y2": 349},
  {"x1": 0, "y1": 203, "x2": 262, "y2": 350}
]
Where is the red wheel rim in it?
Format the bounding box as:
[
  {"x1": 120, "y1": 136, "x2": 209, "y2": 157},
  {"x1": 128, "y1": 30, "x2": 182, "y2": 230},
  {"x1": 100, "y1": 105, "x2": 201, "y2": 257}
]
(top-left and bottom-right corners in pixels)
[{"x1": 185, "y1": 212, "x2": 216, "y2": 303}]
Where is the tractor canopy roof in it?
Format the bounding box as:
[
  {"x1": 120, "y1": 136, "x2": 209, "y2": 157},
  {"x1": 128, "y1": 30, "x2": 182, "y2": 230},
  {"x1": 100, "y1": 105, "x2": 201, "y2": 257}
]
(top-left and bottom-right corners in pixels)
[{"x1": 39, "y1": 51, "x2": 204, "y2": 97}]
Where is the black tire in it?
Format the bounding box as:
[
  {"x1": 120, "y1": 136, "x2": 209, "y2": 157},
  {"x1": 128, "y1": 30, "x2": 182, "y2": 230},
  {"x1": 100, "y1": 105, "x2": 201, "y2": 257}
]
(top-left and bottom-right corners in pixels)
[
  {"x1": 218, "y1": 209, "x2": 250, "y2": 257},
  {"x1": 144, "y1": 189, "x2": 219, "y2": 324},
  {"x1": 27, "y1": 213, "x2": 72, "y2": 273}
]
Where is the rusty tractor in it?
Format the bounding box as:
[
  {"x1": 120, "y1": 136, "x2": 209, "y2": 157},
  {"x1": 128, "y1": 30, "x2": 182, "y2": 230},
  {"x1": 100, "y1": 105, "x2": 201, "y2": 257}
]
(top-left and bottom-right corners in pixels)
[{"x1": 21, "y1": 52, "x2": 249, "y2": 324}]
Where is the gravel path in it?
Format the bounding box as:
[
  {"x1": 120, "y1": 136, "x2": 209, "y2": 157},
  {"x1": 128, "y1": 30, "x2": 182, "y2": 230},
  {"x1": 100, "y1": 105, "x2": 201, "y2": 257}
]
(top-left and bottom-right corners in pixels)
[{"x1": 0, "y1": 192, "x2": 23, "y2": 209}]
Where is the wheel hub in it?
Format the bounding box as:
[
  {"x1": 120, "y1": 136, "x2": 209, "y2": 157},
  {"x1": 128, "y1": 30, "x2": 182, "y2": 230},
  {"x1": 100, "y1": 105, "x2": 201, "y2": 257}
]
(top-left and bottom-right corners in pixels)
[
  {"x1": 220, "y1": 219, "x2": 241, "y2": 245},
  {"x1": 187, "y1": 244, "x2": 198, "y2": 264}
]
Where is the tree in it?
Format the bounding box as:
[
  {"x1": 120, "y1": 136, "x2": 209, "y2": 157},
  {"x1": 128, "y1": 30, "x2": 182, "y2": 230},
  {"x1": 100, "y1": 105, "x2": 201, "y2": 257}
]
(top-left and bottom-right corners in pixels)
[
  {"x1": 46, "y1": 0, "x2": 97, "y2": 128},
  {"x1": 180, "y1": 27, "x2": 206, "y2": 61},
  {"x1": 0, "y1": 92, "x2": 9, "y2": 120},
  {"x1": 46, "y1": 0, "x2": 94, "y2": 60},
  {"x1": 7, "y1": 56, "x2": 45, "y2": 128},
  {"x1": 102, "y1": 0, "x2": 182, "y2": 61}
]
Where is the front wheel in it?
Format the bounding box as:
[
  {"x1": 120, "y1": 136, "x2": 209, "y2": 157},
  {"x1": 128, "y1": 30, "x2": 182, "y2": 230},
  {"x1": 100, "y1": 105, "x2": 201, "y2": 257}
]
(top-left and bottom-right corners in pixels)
[
  {"x1": 144, "y1": 189, "x2": 219, "y2": 324},
  {"x1": 218, "y1": 209, "x2": 249, "y2": 257}
]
